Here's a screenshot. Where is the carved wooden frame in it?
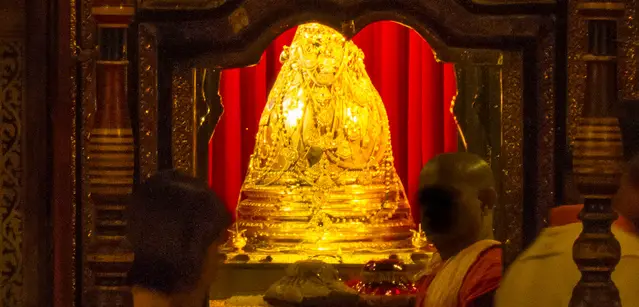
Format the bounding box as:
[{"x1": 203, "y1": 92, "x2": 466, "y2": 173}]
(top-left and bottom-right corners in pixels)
[
  {"x1": 135, "y1": 0, "x2": 556, "y2": 267},
  {"x1": 567, "y1": 0, "x2": 639, "y2": 155}
]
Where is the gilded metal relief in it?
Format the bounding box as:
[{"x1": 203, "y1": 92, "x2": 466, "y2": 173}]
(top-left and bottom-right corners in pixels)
[
  {"x1": 0, "y1": 39, "x2": 24, "y2": 307},
  {"x1": 69, "y1": 0, "x2": 78, "y2": 303},
  {"x1": 619, "y1": 0, "x2": 639, "y2": 100},
  {"x1": 567, "y1": 0, "x2": 587, "y2": 150},
  {"x1": 139, "y1": 24, "x2": 159, "y2": 180},
  {"x1": 171, "y1": 65, "x2": 195, "y2": 175},
  {"x1": 536, "y1": 26, "x2": 556, "y2": 230},
  {"x1": 79, "y1": 0, "x2": 97, "y2": 299},
  {"x1": 229, "y1": 6, "x2": 249, "y2": 34},
  {"x1": 500, "y1": 52, "x2": 524, "y2": 266}
]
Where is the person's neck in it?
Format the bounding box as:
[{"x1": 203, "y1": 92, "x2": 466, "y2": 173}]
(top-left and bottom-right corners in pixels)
[
  {"x1": 132, "y1": 287, "x2": 171, "y2": 307},
  {"x1": 437, "y1": 241, "x2": 473, "y2": 261},
  {"x1": 132, "y1": 286, "x2": 205, "y2": 307},
  {"x1": 437, "y1": 234, "x2": 492, "y2": 261}
]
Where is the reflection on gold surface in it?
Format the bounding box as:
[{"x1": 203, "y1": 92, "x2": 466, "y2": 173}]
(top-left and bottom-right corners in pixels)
[{"x1": 228, "y1": 23, "x2": 416, "y2": 254}]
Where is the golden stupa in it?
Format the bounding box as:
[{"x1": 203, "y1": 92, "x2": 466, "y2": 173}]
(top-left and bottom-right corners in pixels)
[{"x1": 233, "y1": 23, "x2": 415, "y2": 254}]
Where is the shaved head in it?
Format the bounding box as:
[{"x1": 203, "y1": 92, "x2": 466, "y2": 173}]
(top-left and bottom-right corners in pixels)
[
  {"x1": 419, "y1": 152, "x2": 495, "y2": 190},
  {"x1": 418, "y1": 152, "x2": 497, "y2": 259}
]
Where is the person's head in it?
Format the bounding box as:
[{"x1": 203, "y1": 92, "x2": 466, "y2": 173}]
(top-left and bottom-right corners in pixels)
[
  {"x1": 613, "y1": 155, "x2": 639, "y2": 222},
  {"x1": 418, "y1": 152, "x2": 496, "y2": 253},
  {"x1": 127, "y1": 170, "x2": 231, "y2": 303}
]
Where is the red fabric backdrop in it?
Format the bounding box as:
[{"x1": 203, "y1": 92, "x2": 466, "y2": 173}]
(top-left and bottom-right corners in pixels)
[{"x1": 209, "y1": 22, "x2": 458, "y2": 222}]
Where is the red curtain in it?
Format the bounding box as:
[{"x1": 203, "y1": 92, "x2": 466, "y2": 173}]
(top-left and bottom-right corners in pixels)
[{"x1": 209, "y1": 22, "x2": 458, "y2": 222}]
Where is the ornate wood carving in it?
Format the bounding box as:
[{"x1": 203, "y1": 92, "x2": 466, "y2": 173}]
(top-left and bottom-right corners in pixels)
[
  {"x1": 570, "y1": 1, "x2": 625, "y2": 306},
  {"x1": 138, "y1": 0, "x2": 228, "y2": 10},
  {"x1": 0, "y1": 38, "x2": 24, "y2": 307},
  {"x1": 144, "y1": 0, "x2": 548, "y2": 68},
  {"x1": 85, "y1": 1, "x2": 135, "y2": 306}
]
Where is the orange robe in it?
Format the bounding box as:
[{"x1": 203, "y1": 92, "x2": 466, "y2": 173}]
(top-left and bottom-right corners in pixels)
[
  {"x1": 495, "y1": 205, "x2": 639, "y2": 307},
  {"x1": 549, "y1": 204, "x2": 637, "y2": 233},
  {"x1": 415, "y1": 242, "x2": 502, "y2": 307}
]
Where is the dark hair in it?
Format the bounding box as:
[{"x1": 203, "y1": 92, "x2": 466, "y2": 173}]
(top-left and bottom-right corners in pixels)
[
  {"x1": 127, "y1": 170, "x2": 231, "y2": 294},
  {"x1": 417, "y1": 185, "x2": 459, "y2": 233}
]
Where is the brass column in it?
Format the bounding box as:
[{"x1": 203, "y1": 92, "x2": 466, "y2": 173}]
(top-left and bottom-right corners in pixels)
[
  {"x1": 570, "y1": 1, "x2": 625, "y2": 306},
  {"x1": 85, "y1": 1, "x2": 135, "y2": 306}
]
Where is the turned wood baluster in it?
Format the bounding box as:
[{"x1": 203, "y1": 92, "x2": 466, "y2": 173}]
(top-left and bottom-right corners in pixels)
[
  {"x1": 86, "y1": 1, "x2": 135, "y2": 306},
  {"x1": 570, "y1": 1, "x2": 625, "y2": 307}
]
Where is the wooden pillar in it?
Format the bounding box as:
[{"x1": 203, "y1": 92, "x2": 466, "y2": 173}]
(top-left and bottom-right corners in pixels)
[
  {"x1": 570, "y1": 1, "x2": 625, "y2": 306},
  {"x1": 86, "y1": 1, "x2": 135, "y2": 306}
]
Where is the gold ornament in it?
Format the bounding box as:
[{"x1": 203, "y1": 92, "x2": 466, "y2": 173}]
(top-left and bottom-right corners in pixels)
[
  {"x1": 410, "y1": 224, "x2": 428, "y2": 250},
  {"x1": 228, "y1": 228, "x2": 248, "y2": 252},
  {"x1": 232, "y1": 23, "x2": 415, "y2": 253}
]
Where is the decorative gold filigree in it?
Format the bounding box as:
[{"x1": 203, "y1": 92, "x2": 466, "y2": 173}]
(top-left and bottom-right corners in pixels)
[
  {"x1": 500, "y1": 52, "x2": 524, "y2": 266},
  {"x1": 80, "y1": 0, "x2": 97, "y2": 296},
  {"x1": 139, "y1": 24, "x2": 159, "y2": 180},
  {"x1": 172, "y1": 65, "x2": 195, "y2": 174},
  {"x1": 567, "y1": 0, "x2": 587, "y2": 151},
  {"x1": 233, "y1": 24, "x2": 415, "y2": 253},
  {"x1": 619, "y1": 0, "x2": 639, "y2": 100},
  {"x1": 536, "y1": 25, "x2": 555, "y2": 231},
  {"x1": 229, "y1": 7, "x2": 249, "y2": 34}
]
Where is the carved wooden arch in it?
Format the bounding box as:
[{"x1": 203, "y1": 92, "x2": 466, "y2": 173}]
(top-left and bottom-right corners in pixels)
[
  {"x1": 136, "y1": 0, "x2": 557, "y2": 265},
  {"x1": 142, "y1": 0, "x2": 547, "y2": 66}
]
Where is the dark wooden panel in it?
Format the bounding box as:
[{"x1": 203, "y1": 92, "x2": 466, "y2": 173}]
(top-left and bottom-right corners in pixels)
[{"x1": 24, "y1": 0, "x2": 54, "y2": 305}]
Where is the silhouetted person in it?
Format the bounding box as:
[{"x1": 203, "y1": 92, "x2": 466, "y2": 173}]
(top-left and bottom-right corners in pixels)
[
  {"x1": 127, "y1": 170, "x2": 231, "y2": 307},
  {"x1": 415, "y1": 152, "x2": 501, "y2": 307},
  {"x1": 496, "y1": 156, "x2": 639, "y2": 306}
]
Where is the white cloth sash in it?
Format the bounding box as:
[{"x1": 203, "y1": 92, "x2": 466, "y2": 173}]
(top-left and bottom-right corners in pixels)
[{"x1": 423, "y1": 239, "x2": 500, "y2": 307}]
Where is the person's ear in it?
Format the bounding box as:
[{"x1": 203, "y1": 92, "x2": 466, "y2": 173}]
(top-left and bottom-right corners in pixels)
[{"x1": 478, "y1": 187, "x2": 497, "y2": 211}]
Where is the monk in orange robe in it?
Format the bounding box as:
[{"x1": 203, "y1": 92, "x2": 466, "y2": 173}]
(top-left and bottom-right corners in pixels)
[
  {"x1": 547, "y1": 167, "x2": 637, "y2": 232},
  {"x1": 496, "y1": 162, "x2": 639, "y2": 307},
  {"x1": 415, "y1": 153, "x2": 501, "y2": 307}
]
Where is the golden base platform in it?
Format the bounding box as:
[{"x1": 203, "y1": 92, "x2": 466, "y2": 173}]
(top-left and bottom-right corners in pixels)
[{"x1": 209, "y1": 251, "x2": 431, "y2": 301}]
